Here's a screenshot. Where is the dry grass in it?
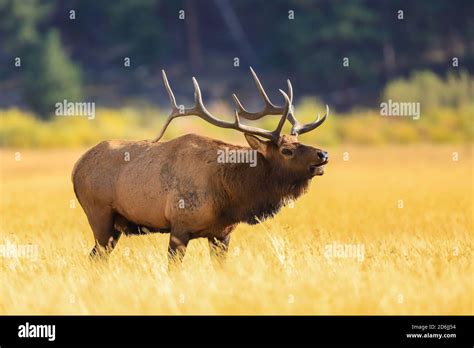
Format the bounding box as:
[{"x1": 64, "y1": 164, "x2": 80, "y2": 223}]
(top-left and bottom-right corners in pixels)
[{"x1": 0, "y1": 145, "x2": 472, "y2": 314}]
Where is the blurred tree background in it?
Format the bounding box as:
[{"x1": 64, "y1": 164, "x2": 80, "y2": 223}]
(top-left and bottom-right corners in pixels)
[{"x1": 0, "y1": 0, "x2": 472, "y2": 145}]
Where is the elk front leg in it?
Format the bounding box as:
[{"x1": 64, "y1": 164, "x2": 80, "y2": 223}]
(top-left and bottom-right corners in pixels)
[
  {"x1": 167, "y1": 232, "x2": 190, "y2": 267},
  {"x1": 208, "y1": 234, "x2": 231, "y2": 265}
]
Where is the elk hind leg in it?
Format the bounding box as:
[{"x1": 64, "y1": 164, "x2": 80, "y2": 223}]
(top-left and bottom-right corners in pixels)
[{"x1": 88, "y1": 208, "x2": 122, "y2": 259}]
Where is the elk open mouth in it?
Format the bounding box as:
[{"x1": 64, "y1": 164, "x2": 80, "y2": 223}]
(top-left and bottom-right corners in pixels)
[{"x1": 309, "y1": 160, "x2": 328, "y2": 176}]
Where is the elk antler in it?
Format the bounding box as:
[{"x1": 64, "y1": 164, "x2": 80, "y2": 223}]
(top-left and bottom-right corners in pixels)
[
  {"x1": 289, "y1": 104, "x2": 329, "y2": 136},
  {"x1": 152, "y1": 70, "x2": 291, "y2": 143},
  {"x1": 234, "y1": 67, "x2": 329, "y2": 136},
  {"x1": 232, "y1": 67, "x2": 295, "y2": 122}
]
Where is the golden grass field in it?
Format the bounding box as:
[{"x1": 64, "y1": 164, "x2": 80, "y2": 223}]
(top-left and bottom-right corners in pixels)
[{"x1": 0, "y1": 144, "x2": 472, "y2": 314}]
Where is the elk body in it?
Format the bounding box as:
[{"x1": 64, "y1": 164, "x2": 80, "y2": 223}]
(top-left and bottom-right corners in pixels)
[{"x1": 72, "y1": 68, "x2": 329, "y2": 265}]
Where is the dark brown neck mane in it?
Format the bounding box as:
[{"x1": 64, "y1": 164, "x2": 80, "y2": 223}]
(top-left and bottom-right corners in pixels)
[{"x1": 219, "y1": 152, "x2": 310, "y2": 225}]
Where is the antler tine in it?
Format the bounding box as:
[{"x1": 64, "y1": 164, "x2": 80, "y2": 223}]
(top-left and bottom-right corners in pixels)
[
  {"x1": 290, "y1": 104, "x2": 329, "y2": 136},
  {"x1": 231, "y1": 93, "x2": 246, "y2": 114},
  {"x1": 153, "y1": 70, "x2": 182, "y2": 142},
  {"x1": 284, "y1": 79, "x2": 299, "y2": 127},
  {"x1": 233, "y1": 67, "x2": 290, "y2": 120},
  {"x1": 191, "y1": 77, "x2": 216, "y2": 120},
  {"x1": 234, "y1": 69, "x2": 299, "y2": 133},
  {"x1": 283, "y1": 77, "x2": 328, "y2": 136},
  {"x1": 230, "y1": 88, "x2": 290, "y2": 142},
  {"x1": 249, "y1": 66, "x2": 277, "y2": 110},
  {"x1": 153, "y1": 70, "x2": 291, "y2": 142},
  {"x1": 285, "y1": 79, "x2": 293, "y2": 104},
  {"x1": 274, "y1": 89, "x2": 291, "y2": 137},
  {"x1": 162, "y1": 70, "x2": 178, "y2": 111}
]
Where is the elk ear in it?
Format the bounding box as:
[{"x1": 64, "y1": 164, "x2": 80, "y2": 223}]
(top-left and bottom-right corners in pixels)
[{"x1": 244, "y1": 133, "x2": 268, "y2": 155}]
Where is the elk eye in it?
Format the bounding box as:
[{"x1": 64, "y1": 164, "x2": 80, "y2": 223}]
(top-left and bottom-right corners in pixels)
[{"x1": 281, "y1": 148, "x2": 294, "y2": 157}]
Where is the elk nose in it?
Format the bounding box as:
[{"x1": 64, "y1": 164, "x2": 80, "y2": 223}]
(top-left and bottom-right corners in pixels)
[{"x1": 318, "y1": 151, "x2": 328, "y2": 161}]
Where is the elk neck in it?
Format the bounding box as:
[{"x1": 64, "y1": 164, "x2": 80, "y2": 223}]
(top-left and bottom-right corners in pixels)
[{"x1": 219, "y1": 152, "x2": 310, "y2": 225}]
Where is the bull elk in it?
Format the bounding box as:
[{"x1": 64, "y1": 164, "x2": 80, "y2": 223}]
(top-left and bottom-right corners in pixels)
[{"x1": 72, "y1": 68, "x2": 329, "y2": 265}]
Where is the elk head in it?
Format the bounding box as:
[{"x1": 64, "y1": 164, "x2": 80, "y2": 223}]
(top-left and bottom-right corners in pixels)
[{"x1": 153, "y1": 67, "x2": 329, "y2": 179}]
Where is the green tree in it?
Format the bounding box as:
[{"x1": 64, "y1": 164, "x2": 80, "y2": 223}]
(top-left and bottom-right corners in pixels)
[
  {"x1": 0, "y1": 0, "x2": 52, "y2": 52},
  {"x1": 23, "y1": 29, "x2": 82, "y2": 119}
]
